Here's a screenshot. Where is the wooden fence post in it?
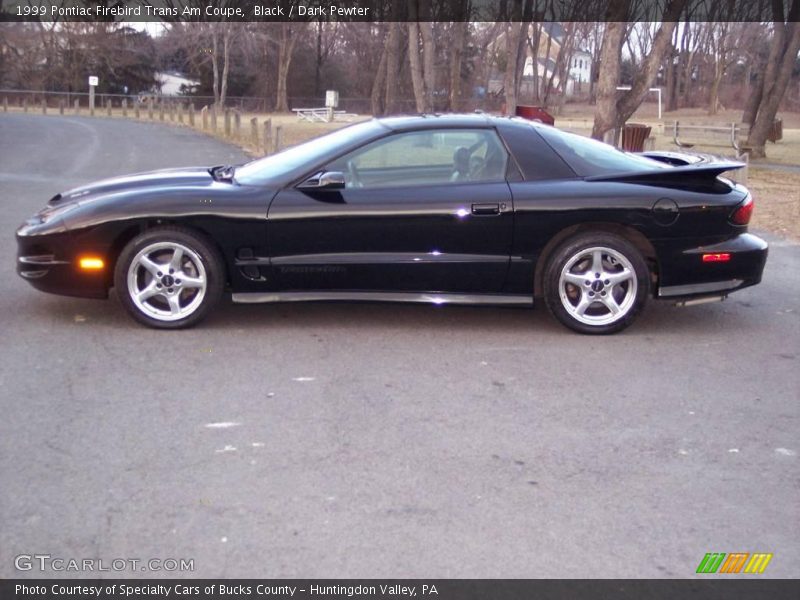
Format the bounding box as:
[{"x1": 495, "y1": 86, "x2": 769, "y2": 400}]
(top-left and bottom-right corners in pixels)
[
  {"x1": 189, "y1": 103, "x2": 195, "y2": 127},
  {"x1": 23, "y1": 98, "x2": 28, "y2": 113},
  {"x1": 274, "y1": 125, "x2": 283, "y2": 153},
  {"x1": 74, "y1": 99, "x2": 80, "y2": 115},
  {"x1": 148, "y1": 102, "x2": 153, "y2": 120},
  {"x1": 224, "y1": 109, "x2": 231, "y2": 136},
  {"x1": 234, "y1": 111, "x2": 241, "y2": 139},
  {"x1": 2, "y1": 97, "x2": 7, "y2": 112},
  {"x1": 250, "y1": 118, "x2": 258, "y2": 147},
  {"x1": 41, "y1": 99, "x2": 47, "y2": 114},
  {"x1": 159, "y1": 103, "x2": 165, "y2": 121},
  {"x1": 59, "y1": 99, "x2": 64, "y2": 115},
  {"x1": 106, "y1": 100, "x2": 112, "y2": 117},
  {"x1": 177, "y1": 102, "x2": 183, "y2": 123},
  {"x1": 210, "y1": 106, "x2": 217, "y2": 132},
  {"x1": 201, "y1": 106, "x2": 208, "y2": 130},
  {"x1": 263, "y1": 118, "x2": 272, "y2": 154},
  {"x1": 134, "y1": 103, "x2": 140, "y2": 119},
  {"x1": 122, "y1": 99, "x2": 127, "y2": 117}
]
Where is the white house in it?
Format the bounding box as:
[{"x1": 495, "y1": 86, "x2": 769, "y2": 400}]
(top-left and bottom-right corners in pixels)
[
  {"x1": 566, "y1": 50, "x2": 592, "y2": 95},
  {"x1": 488, "y1": 23, "x2": 593, "y2": 99},
  {"x1": 155, "y1": 72, "x2": 199, "y2": 96}
]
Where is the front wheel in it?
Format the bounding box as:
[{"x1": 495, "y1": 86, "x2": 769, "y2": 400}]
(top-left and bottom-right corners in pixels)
[
  {"x1": 114, "y1": 226, "x2": 224, "y2": 329},
  {"x1": 543, "y1": 233, "x2": 650, "y2": 334}
]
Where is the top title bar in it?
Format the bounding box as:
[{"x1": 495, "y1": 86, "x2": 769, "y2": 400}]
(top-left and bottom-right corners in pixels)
[{"x1": 1, "y1": 0, "x2": 797, "y2": 23}]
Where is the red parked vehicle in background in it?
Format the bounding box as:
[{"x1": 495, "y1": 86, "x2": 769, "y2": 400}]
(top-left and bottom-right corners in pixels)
[{"x1": 515, "y1": 105, "x2": 555, "y2": 125}]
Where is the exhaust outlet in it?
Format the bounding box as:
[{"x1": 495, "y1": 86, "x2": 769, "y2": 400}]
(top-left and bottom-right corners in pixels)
[{"x1": 675, "y1": 295, "x2": 727, "y2": 307}]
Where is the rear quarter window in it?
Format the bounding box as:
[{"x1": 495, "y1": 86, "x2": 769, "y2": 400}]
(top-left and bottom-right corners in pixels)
[{"x1": 497, "y1": 123, "x2": 576, "y2": 181}]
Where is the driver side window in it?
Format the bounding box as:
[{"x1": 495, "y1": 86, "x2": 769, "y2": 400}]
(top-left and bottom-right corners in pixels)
[{"x1": 327, "y1": 128, "x2": 509, "y2": 189}]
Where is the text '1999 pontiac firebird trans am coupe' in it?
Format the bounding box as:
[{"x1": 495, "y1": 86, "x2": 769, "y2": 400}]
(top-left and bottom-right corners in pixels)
[{"x1": 16, "y1": 114, "x2": 768, "y2": 334}]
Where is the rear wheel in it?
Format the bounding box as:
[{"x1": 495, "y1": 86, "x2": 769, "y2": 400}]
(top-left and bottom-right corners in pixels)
[
  {"x1": 114, "y1": 227, "x2": 224, "y2": 329},
  {"x1": 543, "y1": 233, "x2": 649, "y2": 334}
]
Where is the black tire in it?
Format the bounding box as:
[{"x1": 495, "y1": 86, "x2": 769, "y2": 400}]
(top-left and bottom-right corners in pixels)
[
  {"x1": 114, "y1": 226, "x2": 224, "y2": 329},
  {"x1": 543, "y1": 233, "x2": 650, "y2": 335}
]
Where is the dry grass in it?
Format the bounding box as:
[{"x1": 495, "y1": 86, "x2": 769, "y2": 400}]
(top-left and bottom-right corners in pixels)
[
  {"x1": 557, "y1": 103, "x2": 800, "y2": 128},
  {"x1": 747, "y1": 168, "x2": 800, "y2": 241}
]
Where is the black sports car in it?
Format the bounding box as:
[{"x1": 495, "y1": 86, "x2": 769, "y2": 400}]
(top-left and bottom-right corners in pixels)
[{"x1": 16, "y1": 114, "x2": 767, "y2": 334}]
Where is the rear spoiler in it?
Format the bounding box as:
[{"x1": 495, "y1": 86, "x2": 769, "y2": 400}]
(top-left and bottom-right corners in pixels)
[{"x1": 585, "y1": 162, "x2": 745, "y2": 184}]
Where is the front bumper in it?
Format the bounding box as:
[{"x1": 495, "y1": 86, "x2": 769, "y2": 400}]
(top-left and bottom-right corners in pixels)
[
  {"x1": 16, "y1": 222, "x2": 110, "y2": 299},
  {"x1": 657, "y1": 233, "x2": 768, "y2": 299}
]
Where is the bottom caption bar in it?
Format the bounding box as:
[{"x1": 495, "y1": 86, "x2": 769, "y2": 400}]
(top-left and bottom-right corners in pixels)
[{"x1": 3, "y1": 580, "x2": 800, "y2": 600}]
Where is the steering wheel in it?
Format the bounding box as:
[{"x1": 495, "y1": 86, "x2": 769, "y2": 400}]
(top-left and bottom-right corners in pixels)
[{"x1": 346, "y1": 160, "x2": 363, "y2": 188}]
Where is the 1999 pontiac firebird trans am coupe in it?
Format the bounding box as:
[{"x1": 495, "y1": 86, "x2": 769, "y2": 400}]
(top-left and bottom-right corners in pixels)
[{"x1": 16, "y1": 114, "x2": 768, "y2": 334}]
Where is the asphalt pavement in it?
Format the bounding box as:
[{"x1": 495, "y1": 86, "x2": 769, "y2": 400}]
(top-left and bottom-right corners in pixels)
[{"x1": 0, "y1": 113, "x2": 797, "y2": 578}]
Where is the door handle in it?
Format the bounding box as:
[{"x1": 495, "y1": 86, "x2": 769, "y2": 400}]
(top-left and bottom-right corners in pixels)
[{"x1": 471, "y1": 203, "x2": 501, "y2": 216}]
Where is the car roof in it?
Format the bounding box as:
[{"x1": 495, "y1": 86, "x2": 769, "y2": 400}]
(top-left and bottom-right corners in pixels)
[{"x1": 377, "y1": 113, "x2": 503, "y2": 131}]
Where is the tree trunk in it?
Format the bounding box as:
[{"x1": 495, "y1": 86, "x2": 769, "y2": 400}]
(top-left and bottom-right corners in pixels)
[
  {"x1": 746, "y1": 21, "x2": 800, "y2": 157},
  {"x1": 219, "y1": 27, "x2": 231, "y2": 108},
  {"x1": 211, "y1": 30, "x2": 220, "y2": 108},
  {"x1": 741, "y1": 66, "x2": 764, "y2": 125},
  {"x1": 529, "y1": 22, "x2": 542, "y2": 102},
  {"x1": 708, "y1": 64, "x2": 723, "y2": 115},
  {"x1": 503, "y1": 0, "x2": 525, "y2": 115},
  {"x1": 275, "y1": 24, "x2": 297, "y2": 113},
  {"x1": 385, "y1": 21, "x2": 401, "y2": 114},
  {"x1": 514, "y1": 3, "x2": 533, "y2": 101},
  {"x1": 665, "y1": 26, "x2": 678, "y2": 112},
  {"x1": 408, "y1": 22, "x2": 427, "y2": 112},
  {"x1": 370, "y1": 28, "x2": 388, "y2": 116},
  {"x1": 504, "y1": 21, "x2": 524, "y2": 115},
  {"x1": 419, "y1": 22, "x2": 436, "y2": 109},
  {"x1": 593, "y1": 0, "x2": 686, "y2": 142},
  {"x1": 448, "y1": 21, "x2": 468, "y2": 111},
  {"x1": 591, "y1": 20, "x2": 626, "y2": 142},
  {"x1": 314, "y1": 21, "x2": 323, "y2": 96}
]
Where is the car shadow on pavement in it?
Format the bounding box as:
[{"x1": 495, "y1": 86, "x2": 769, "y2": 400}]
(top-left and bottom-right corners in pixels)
[{"x1": 18, "y1": 289, "x2": 769, "y2": 337}]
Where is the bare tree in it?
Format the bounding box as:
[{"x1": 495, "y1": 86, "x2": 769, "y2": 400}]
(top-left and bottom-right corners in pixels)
[
  {"x1": 503, "y1": 0, "x2": 525, "y2": 115},
  {"x1": 745, "y1": 1, "x2": 800, "y2": 157},
  {"x1": 407, "y1": 0, "x2": 435, "y2": 112},
  {"x1": 384, "y1": 6, "x2": 403, "y2": 114},
  {"x1": 275, "y1": 23, "x2": 299, "y2": 112},
  {"x1": 592, "y1": 0, "x2": 687, "y2": 142},
  {"x1": 448, "y1": 21, "x2": 468, "y2": 110},
  {"x1": 313, "y1": 21, "x2": 339, "y2": 96},
  {"x1": 210, "y1": 23, "x2": 232, "y2": 108},
  {"x1": 370, "y1": 24, "x2": 389, "y2": 115}
]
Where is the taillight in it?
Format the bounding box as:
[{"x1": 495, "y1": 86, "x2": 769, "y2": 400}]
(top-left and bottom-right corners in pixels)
[
  {"x1": 730, "y1": 195, "x2": 753, "y2": 225},
  {"x1": 702, "y1": 253, "x2": 731, "y2": 262}
]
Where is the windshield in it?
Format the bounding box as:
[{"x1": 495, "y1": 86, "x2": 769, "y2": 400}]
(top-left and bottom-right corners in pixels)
[
  {"x1": 235, "y1": 120, "x2": 381, "y2": 185},
  {"x1": 535, "y1": 126, "x2": 669, "y2": 177}
]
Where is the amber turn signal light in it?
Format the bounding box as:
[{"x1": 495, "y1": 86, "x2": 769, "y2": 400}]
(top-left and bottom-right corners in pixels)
[{"x1": 78, "y1": 257, "x2": 105, "y2": 270}]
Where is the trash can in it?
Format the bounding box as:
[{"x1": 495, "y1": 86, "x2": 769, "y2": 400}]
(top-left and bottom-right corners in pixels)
[
  {"x1": 621, "y1": 123, "x2": 652, "y2": 152},
  {"x1": 768, "y1": 118, "x2": 783, "y2": 143}
]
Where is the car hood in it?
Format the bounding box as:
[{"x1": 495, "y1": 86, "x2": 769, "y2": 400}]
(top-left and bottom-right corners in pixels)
[{"x1": 49, "y1": 167, "x2": 214, "y2": 206}]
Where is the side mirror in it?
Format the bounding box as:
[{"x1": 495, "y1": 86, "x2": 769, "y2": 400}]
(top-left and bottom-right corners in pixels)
[{"x1": 299, "y1": 171, "x2": 346, "y2": 190}]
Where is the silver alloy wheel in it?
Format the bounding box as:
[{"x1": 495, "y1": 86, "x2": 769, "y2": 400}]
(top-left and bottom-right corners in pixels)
[
  {"x1": 558, "y1": 246, "x2": 637, "y2": 326},
  {"x1": 127, "y1": 242, "x2": 207, "y2": 322}
]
